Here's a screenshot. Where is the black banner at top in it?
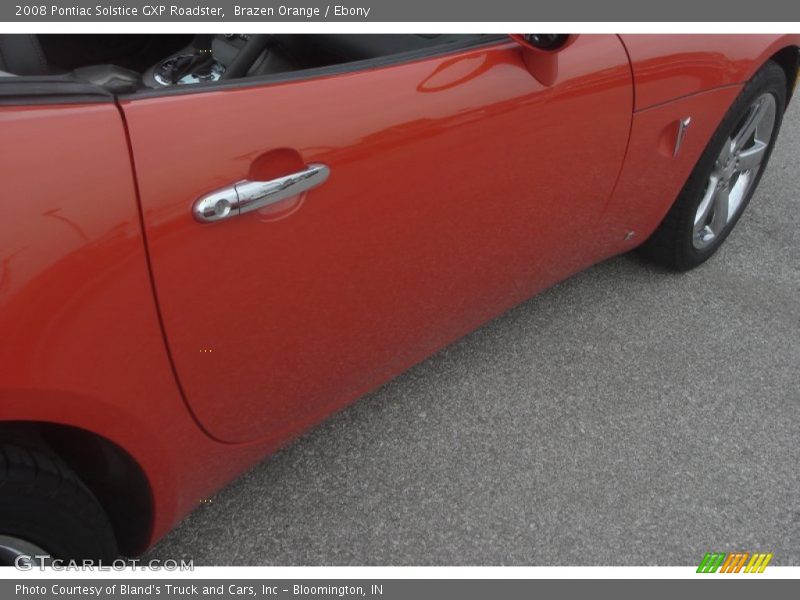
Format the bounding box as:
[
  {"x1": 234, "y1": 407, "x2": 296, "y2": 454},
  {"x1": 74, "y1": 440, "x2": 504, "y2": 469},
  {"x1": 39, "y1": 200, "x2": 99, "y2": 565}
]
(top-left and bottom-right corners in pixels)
[{"x1": 3, "y1": 0, "x2": 800, "y2": 22}]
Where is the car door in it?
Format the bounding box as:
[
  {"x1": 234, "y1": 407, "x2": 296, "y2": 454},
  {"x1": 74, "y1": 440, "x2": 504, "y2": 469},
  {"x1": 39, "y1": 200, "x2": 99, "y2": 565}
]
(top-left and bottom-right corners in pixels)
[{"x1": 122, "y1": 35, "x2": 633, "y2": 444}]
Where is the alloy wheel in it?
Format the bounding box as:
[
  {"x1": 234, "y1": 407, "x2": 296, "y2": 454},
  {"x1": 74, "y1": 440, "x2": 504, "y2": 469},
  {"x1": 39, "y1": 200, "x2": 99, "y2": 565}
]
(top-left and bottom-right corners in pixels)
[{"x1": 693, "y1": 92, "x2": 777, "y2": 249}]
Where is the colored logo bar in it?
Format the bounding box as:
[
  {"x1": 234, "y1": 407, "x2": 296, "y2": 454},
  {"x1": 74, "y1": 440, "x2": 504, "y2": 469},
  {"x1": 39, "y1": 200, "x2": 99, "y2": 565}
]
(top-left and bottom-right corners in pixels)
[{"x1": 697, "y1": 552, "x2": 773, "y2": 573}]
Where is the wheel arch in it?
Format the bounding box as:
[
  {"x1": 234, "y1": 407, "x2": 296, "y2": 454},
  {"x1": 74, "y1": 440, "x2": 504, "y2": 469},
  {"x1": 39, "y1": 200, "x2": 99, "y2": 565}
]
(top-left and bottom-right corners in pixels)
[
  {"x1": 0, "y1": 421, "x2": 153, "y2": 557},
  {"x1": 767, "y1": 45, "x2": 800, "y2": 104}
]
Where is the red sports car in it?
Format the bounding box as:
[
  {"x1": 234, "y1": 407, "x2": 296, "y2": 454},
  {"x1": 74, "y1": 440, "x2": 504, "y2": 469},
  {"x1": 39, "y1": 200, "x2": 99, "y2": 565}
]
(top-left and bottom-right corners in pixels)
[{"x1": 0, "y1": 33, "x2": 798, "y2": 562}]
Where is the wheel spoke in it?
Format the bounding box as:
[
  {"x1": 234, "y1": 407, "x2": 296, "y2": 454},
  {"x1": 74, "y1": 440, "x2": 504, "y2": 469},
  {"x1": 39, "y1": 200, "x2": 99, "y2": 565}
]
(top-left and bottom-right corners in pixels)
[
  {"x1": 732, "y1": 98, "x2": 767, "y2": 151},
  {"x1": 710, "y1": 184, "x2": 731, "y2": 232},
  {"x1": 717, "y1": 139, "x2": 734, "y2": 166},
  {"x1": 737, "y1": 140, "x2": 768, "y2": 172},
  {"x1": 694, "y1": 176, "x2": 719, "y2": 233}
]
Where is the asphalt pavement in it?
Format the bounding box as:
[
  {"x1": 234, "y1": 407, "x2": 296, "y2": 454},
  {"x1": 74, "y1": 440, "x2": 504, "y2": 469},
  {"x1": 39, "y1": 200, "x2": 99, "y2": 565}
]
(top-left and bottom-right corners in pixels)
[{"x1": 146, "y1": 98, "x2": 800, "y2": 566}]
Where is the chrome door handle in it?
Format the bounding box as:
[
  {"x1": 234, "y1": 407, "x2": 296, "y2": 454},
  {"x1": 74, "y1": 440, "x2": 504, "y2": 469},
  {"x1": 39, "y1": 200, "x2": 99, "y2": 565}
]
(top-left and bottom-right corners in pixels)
[{"x1": 193, "y1": 163, "x2": 330, "y2": 223}]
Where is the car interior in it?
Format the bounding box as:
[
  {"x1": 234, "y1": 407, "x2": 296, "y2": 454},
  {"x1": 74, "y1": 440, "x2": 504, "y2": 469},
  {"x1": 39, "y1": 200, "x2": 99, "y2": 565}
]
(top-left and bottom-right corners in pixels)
[{"x1": 0, "y1": 34, "x2": 491, "y2": 93}]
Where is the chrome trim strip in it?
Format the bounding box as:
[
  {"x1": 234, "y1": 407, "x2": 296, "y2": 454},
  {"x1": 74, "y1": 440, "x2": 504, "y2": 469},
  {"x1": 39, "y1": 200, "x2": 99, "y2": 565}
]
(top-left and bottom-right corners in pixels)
[{"x1": 674, "y1": 116, "x2": 692, "y2": 157}]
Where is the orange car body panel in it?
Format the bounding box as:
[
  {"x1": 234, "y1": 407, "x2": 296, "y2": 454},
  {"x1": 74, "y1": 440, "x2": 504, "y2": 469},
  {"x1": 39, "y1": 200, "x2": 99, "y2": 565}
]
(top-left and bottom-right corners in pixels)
[
  {"x1": 0, "y1": 103, "x2": 279, "y2": 549},
  {"x1": 0, "y1": 34, "x2": 797, "y2": 550},
  {"x1": 619, "y1": 34, "x2": 800, "y2": 110},
  {"x1": 122, "y1": 35, "x2": 633, "y2": 444}
]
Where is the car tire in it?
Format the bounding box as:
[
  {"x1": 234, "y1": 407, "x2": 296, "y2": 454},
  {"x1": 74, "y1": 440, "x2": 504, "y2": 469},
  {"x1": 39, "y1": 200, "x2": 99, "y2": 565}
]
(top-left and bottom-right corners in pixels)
[
  {"x1": 639, "y1": 60, "x2": 787, "y2": 271},
  {"x1": 0, "y1": 443, "x2": 118, "y2": 565}
]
